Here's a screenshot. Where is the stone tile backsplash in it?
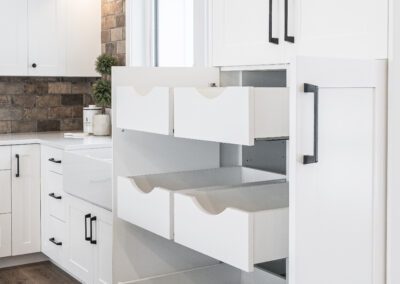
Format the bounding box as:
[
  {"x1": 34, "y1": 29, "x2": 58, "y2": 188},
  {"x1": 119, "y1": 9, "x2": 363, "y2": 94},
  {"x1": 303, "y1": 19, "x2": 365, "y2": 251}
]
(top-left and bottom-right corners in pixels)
[{"x1": 0, "y1": 77, "x2": 95, "y2": 134}]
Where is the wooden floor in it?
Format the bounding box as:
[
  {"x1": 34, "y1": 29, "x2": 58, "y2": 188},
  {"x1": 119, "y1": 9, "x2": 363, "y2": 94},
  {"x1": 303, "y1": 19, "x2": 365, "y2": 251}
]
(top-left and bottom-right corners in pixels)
[{"x1": 0, "y1": 261, "x2": 80, "y2": 284}]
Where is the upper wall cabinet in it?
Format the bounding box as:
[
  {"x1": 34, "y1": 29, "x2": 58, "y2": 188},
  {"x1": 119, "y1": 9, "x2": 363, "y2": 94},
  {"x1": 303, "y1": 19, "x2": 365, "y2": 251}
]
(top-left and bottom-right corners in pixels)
[
  {"x1": 0, "y1": 0, "x2": 100, "y2": 77},
  {"x1": 212, "y1": 0, "x2": 388, "y2": 66}
]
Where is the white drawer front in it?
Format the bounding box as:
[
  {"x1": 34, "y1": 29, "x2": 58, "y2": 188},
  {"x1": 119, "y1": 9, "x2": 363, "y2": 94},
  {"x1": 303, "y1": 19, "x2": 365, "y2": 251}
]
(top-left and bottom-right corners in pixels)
[
  {"x1": 43, "y1": 215, "x2": 66, "y2": 265},
  {"x1": 0, "y1": 146, "x2": 11, "y2": 170},
  {"x1": 0, "y1": 214, "x2": 11, "y2": 258},
  {"x1": 43, "y1": 146, "x2": 63, "y2": 174},
  {"x1": 116, "y1": 86, "x2": 173, "y2": 135},
  {"x1": 46, "y1": 171, "x2": 66, "y2": 221},
  {"x1": 0, "y1": 171, "x2": 11, "y2": 214}
]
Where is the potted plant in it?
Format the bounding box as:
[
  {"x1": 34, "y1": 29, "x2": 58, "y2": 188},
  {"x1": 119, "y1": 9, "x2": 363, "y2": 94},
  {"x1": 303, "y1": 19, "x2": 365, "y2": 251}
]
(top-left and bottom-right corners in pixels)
[{"x1": 91, "y1": 54, "x2": 118, "y2": 136}]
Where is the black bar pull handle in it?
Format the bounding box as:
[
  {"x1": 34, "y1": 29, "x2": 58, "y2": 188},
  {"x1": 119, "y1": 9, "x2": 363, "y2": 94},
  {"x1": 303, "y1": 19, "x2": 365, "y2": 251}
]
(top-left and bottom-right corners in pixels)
[
  {"x1": 90, "y1": 216, "x2": 97, "y2": 245},
  {"x1": 48, "y1": 158, "x2": 62, "y2": 164},
  {"x1": 49, "y1": 237, "x2": 62, "y2": 246},
  {"x1": 285, "y1": 0, "x2": 295, "y2": 43},
  {"x1": 269, "y1": 0, "x2": 279, "y2": 44},
  {"x1": 85, "y1": 214, "x2": 91, "y2": 241},
  {"x1": 15, "y1": 154, "x2": 20, "y2": 177},
  {"x1": 303, "y1": 83, "x2": 319, "y2": 164},
  {"x1": 49, "y1": 193, "x2": 62, "y2": 200}
]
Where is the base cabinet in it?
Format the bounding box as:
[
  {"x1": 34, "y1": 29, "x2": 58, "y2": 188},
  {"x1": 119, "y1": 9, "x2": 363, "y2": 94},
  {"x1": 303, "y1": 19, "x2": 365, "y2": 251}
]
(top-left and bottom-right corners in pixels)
[{"x1": 0, "y1": 214, "x2": 11, "y2": 258}]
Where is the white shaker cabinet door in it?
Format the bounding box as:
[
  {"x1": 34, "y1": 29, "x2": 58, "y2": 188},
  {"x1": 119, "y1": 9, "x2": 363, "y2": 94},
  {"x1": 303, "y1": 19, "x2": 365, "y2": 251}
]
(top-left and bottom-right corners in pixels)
[
  {"x1": 0, "y1": 0, "x2": 28, "y2": 75},
  {"x1": 11, "y1": 145, "x2": 41, "y2": 256},
  {"x1": 0, "y1": 171, "x2": 11, "y2": 214},
  {"x1": 27, "y1": 0, "x2": 66, "y2": 76},
  {"x1": 94, "y1": 211, "x2": 113, "y2": 284},
  {"x1": 0, "y1": 214, "x2": 11, "y2": 258}
]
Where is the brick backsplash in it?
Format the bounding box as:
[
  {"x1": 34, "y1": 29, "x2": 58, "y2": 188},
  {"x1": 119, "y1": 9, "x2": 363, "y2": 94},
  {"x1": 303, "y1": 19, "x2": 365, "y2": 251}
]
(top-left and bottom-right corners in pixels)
[{"x1": 0, "y1": 77, "x2": 95, "y2": 134}]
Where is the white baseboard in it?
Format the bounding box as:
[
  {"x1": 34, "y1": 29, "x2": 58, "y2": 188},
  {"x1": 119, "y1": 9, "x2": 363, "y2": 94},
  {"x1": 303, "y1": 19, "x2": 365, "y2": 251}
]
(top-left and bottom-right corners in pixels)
[{"x1": 0, "y1": 253, "x2": 49, "y2": 269}]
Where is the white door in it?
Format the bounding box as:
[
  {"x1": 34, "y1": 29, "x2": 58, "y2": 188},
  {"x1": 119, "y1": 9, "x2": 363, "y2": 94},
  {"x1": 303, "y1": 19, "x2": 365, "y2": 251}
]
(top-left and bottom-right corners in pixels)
[
  {"x1": 212, "y1": 0, "x2": 289, "y2": 66},
  {"x1": 27, "y1": 0, "x2": 66, "y2": 76},
  {"x1": 0, "y1": 214, "x2": 11, "y2": 258},
  {"x1": 94, "y1": 212, "x2": 113, "y2": 284},
  {"x1": 65, "y1": 197, "x2": 94, "y2": 284},
  {"x1": 11, "y1": 145, "x2": 41, "y2": 256},
  {"x1": 297, "y1": 0, "x2": 387, "y2": 59},
  {"x1": 290, "y1": 58, "x2": 386, "y2": 284},
  {"x1": 0, "y1": 0, "x2": 28, "y2": 75},
  {"x1": 0, "y1": 171, "x2": 11, "y2": 214}
]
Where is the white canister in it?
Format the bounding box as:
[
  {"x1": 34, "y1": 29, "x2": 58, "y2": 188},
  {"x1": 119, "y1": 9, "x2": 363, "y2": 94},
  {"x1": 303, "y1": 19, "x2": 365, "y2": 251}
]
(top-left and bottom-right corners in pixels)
[{"x1": 83, "y1": 105, "x2": 102, "y2": 134}]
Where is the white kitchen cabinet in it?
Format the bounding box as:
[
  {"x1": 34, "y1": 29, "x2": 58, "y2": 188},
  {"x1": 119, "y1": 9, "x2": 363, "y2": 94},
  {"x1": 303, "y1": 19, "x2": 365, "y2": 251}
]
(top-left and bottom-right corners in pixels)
[
  {"x1": 11, "y1": 145, "x2": 41, "y2": 256},
  {"x1": 0, "y1": 0, "x2": 27, "y2": 75},
  {"x1": 0, "y1": 214, "x2": 11, "y2": 258},
  {"x1": 42, "y1": 214, "x2": 67, "y2": 266},
  {"x1": 0, "y1": 0, "x2": 100, "y2": 76},
  {"x1": 65, "y1": 195, "x2": 112, "y2": 284},
  {"x1": 0, "y1": 171, "x2": 11, "y2": 214},
  {"x1": 212, "y1": 0, "x2": 388, "y2": 66}
]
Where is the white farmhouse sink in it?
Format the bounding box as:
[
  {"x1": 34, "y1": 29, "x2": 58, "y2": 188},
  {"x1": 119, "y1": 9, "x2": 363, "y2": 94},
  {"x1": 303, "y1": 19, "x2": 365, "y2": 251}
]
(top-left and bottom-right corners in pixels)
[{"x1": 63, "y1": 148, "x2": 112, "y2": 211}]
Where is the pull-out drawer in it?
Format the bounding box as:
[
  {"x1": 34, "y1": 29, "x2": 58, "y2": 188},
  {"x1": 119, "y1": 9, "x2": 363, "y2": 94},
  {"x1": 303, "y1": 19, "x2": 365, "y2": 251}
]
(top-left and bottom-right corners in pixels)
[
  {"x1": 42, "y1": 215, "x2": 66, "y2": 265},
  {"x1": 174, "y1": 87, "x2": 289, "y2": 145},
  {"x1": 118, "y1": 167, "x2": 285, "y2": 240},
  {"x1": 0, "y1": 214, "x2": 11, "y2": 258},
  {"x1": 116, "y1": 86, "x2": 173, "y2": 135},
  {"x1": 43, "y1": 146, "x2": 63, "y2": 175},
  {"x1": 174, "y1": 182, "x2": 289, "y2": 272},
  {"x1": 0, "y1": 170, "x2": 11, "y2": 214},
  {"x1": 0, "y1": 146, "x2": 11, "y2": 170},
  {"x1": 46, "y1": 171, "x2": 67, "y2": 222}
]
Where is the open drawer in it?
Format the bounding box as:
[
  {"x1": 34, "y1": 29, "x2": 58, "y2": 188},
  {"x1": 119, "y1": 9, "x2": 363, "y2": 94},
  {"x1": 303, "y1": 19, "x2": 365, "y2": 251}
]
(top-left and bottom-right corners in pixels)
[
  {"x1": 117, "y1": 167, "x2": 285, "y2": 239},
  {"x1": 116, "y1": 86, "x2": 173, "y2": 135},
  {"x1": 174, "y1": 87, "x2": 289, "y2": 145},
  {"x1": 174, "y1": 182, "x2": 288, "y2": 272}
]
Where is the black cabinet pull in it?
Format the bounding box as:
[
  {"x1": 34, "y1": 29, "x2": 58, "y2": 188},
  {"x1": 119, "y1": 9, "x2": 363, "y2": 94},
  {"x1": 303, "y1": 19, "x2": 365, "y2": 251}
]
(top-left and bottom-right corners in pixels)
[
  {"x1": 32, "y1": 63, "x2": 37, "y2": 68},
  {"x1": 15, "y1": 154, "x2": 20, "y2": 177},
  {"x1": 269, "y1": 0, "x2": 279, "y2": 44},
  {"x1": 284, "y1": 0, "x2": 295, "y2": 43},
  {"x1": 303, "y1": 83, "x2": 319, "y2": 164},
  {"x1": 49, "y1": 193, "x2": 62, "y2": 200},
  {"x1": 49, "y1": 237, "x2": 62, "y2": 246},
  {"x1": 48, "y1": 158, "x2": 62, "y2": 164},
  {"x1": 90, "y1": 216, "x2": 97, "y2": 245},
  {"x1": 85, "y1": 214, "x2": 91, "y2": 241}
]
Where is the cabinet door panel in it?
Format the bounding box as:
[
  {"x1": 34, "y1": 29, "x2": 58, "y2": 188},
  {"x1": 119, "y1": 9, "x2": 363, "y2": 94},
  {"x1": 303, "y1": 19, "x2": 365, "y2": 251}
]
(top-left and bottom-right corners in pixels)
[
  {"x1": 11, "y1": 145, "x2": 41, "y2": 256},
  {"x1": 0, "y1": 171, "x2": 11, "y2": 214},
  {"x1": 0, "y1": 0, "x2": 28, "y2": 75},
  {"x1": 94, "y1": 215, "x2": 112, "y2": 284},
  {"x1": 28, "y1": 0, "x2": 66, "y2": 76},
  {"x1": 0, "y1": 214, "x2": 11, "y2": 258}
]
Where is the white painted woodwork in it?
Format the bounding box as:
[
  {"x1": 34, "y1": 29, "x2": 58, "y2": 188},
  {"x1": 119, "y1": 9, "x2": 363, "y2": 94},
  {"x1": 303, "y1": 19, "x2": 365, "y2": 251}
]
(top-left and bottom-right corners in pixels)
[
  {"x1": 27, "y1": 0, "x2": 66, "y2": 76},
  {"x1": 289, "y1": 57, "x2": 387, "y2": 284},
  {"x1": 44, "y1": 146, "x2": 63, "y2": 175},
  {"x1": 0, "y1": 146, "x2": 11, "y2": 170},
  {"x1": 94, "y1": 210, "x2": 113, "y2": 284},
  {"x1": 0, "y1": 214, "x2": 11, "y2": 258},
  {"x1": 65, "y1": 0, "x2": 101, "y2": 77},
  {"x1": 116, "y1": 87, "x2": 174, "y2": 135},
  {"x1": 118, "y1": 167, "x2": 284, "y2": 239},
  {"x1": 11, "y1": 144, "x2": 41, "y2": 256},
  {"x1": 0, "y1": 0, "x2": 28, "y2": 75},
  {"x1": 42, "y1": 215, "x2": 66, "y2": 266},
  {"x1": 174, "y1": 182, "x2": 288, "y2": 272},
  {"x1": 211, "y1": 0, "x2": 388, "y2": 66},
  {"x1": 0, "y1": 171, "x2": 11, "y2": 214},
  {"x1": 46, "y1": 171, "x2": 66, "y2": 222},
  {"x1": 174, "y1": 87, "x2": 289, "y2": 145}
]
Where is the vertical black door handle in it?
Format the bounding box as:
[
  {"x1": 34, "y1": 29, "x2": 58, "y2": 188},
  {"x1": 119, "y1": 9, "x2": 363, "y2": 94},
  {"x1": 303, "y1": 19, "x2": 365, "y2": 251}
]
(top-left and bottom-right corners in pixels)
[
  {"x1": 285, "y1": 0, "x2": 295, "y2": 43},
  {"x1": 90, "y1": 216, "x2": 97, "y2": 245},
  {"x1": 269, "y1": 0, "x2": 279, "y2": 44},
  {"x1": 303, "y1": 83, "x2": 319, "y2": 164},
  {"x1": 15, "y1": 154, "x2": 20, "y2": 177},
  {"x1": 85, "y1": 214, "x2": 91, "y2": 241}
]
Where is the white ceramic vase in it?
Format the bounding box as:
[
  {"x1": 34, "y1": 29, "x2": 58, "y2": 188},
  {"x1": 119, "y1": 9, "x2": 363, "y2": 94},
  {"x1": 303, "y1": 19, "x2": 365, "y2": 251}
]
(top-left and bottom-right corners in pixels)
[{"x1": 93, "y1": 114, "x2": 111, "y2": 136}]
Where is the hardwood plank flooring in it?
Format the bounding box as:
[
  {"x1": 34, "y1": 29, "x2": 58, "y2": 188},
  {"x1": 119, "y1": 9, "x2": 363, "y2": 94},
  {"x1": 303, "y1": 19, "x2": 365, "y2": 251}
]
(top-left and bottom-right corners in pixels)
[{"x1": 0, "y1": 261, "x2": 80, "y2": 284}]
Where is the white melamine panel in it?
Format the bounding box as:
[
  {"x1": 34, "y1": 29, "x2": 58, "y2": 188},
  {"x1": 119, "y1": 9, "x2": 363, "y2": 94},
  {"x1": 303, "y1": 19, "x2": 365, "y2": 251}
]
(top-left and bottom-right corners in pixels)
[
  {"x1": 46, "y1": 171, "x2": 66, "y2": 222},
  {"x1": 0, "y1": 146, "x2": 11, "y2": 170},
  {"x1": 0, "y1": 171, "x2": 11, "y2": 214},
  {"x1": 174, "y1": 87, "x2": 288, "y2": 145},
  {"x1": 28, "y1": 0, "x2": 66, "y2": 76},
  {"x1": 118, "y1": 167, "x2": 284, "y2": 239},
  {"x1": 11, "y1": 145, "x2": 41, "y2": 256},
  {"x1": 0, "y1": 214, "x2": 11, "y2": 258},
  {"x1": 174, "y1": 182, "x2": 288, "y2": 272},
  {"x1": 42, "y1": 215, "x2": 66, "y2": 265},
  {"x1": 0, "y1": 0, "x2": 28, "y2": 75},
  {"x1": 94, "y1": 209, "x2": 113, "y2": 284},
  {"x1": 43, "y1": 146, "x2": 63, "y2": 175},
  {"x1": 116, "y1": 87, "x2": 173, "y2": 135}
]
